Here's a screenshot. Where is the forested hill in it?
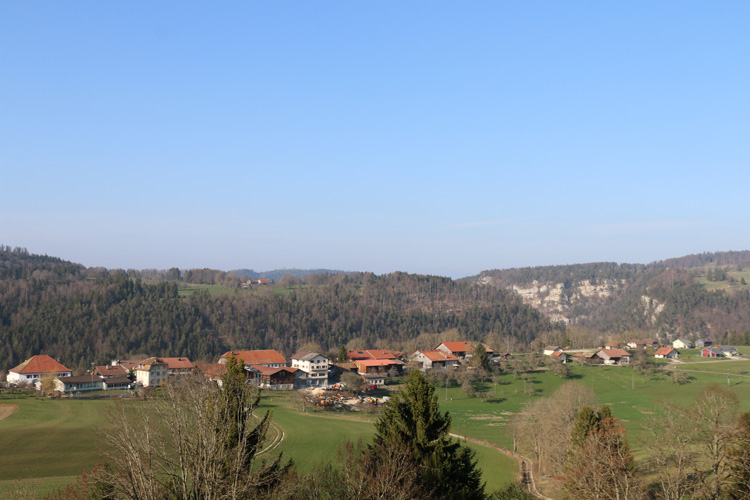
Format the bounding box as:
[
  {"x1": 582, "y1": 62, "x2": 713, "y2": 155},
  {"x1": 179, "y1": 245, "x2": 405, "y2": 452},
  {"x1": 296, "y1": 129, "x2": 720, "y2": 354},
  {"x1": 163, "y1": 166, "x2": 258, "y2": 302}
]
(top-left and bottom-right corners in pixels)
[
  {"x1": 467, "y1": 251, "x2": 750, "y2": 340},
  {"x1": 0, "y1": 248, "x2": 556, "y2": 374}
]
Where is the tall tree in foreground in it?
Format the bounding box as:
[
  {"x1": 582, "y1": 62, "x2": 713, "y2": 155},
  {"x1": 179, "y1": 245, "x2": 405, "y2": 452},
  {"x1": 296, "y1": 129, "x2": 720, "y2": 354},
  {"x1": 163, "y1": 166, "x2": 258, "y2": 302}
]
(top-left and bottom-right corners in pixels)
[
  {"x1": 370, "y1": 370, "x2": 486, "y2": 500},
  {"x1": 729, "y1": 411, "x2": 750, "y2": 500}
]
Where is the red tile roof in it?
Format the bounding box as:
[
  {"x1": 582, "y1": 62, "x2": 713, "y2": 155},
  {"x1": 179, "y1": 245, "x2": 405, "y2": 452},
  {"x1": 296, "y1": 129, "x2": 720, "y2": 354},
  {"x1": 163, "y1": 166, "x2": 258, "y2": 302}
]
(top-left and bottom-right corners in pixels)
[
  {"x1": 598, "y1": 349, "x2": 631, "y2": 358},
  {"x1": 249, "y1": 365, "x2": 299, "y2": 376},
  {"x1": 221, "y1": 350, "x2": 287, "y2": 366},
  {"x1": 414, "y1": 350, "x2": 459, "y2": 362},
  {"x1": 347, "y1": 349, "x2": 399, "y2": 361},
  {"x1": 160, "y1": 357, "x2": 194, "y2": 370},
  {"x1": 655, "y1": 347, "x2": 675, "y2": 356},
  {"x1": 94, "y1": 365, "x2": 128, "y2": 378},
  {"x1": 9, "y1": 355, "x2": 71, "y2": 375}
]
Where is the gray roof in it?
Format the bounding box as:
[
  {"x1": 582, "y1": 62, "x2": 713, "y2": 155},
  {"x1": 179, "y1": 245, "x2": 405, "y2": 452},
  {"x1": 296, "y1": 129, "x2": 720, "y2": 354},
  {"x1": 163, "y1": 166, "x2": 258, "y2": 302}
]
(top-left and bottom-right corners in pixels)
[{"x1": 291, "y1": 352, "x2": 326, "y2": 361}]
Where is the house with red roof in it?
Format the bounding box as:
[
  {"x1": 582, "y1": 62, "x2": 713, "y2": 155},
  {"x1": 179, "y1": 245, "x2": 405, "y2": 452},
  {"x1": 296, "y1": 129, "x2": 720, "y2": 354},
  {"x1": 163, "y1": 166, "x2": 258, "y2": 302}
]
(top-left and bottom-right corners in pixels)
[
  {"x1": 410, "y1": 350, "x2": 459, "y2": 370},
  {"x1": 135, "y1": 357, "x2": 168, "y2": 387},
  {"x1": 595, "y1": 349, "x2": 631, "y2": 365},
  {"x1": 354, "y1": 359, "x2": 405, "y2": 376},
  {"x1": 94, "y1": 363, "x2": 129, "y2": 379},
  {"x1": 7, "y1": 355, "x2": 72, "y2": 386},
  {"x1": 435, "y1": 341, "x2": 493, "y2": 360},
  {"x1": 219, "y1": 350, "x2": 287, "y2": 368},
  {"x1": 246, "y1": 365, "x2": 301, "y2": 390},
  {"x1": 347, "y1": 349, "x2": 400, "y2": 362},
  {"x1": 160, "y1": 357, "x2": 195, "y2": 375},
  {"x1": 550, "y1": 351, "x2": 570, "y2": 363},
  {"x1": 654, "y1": 347, "x2": 679, "y2": 359}
]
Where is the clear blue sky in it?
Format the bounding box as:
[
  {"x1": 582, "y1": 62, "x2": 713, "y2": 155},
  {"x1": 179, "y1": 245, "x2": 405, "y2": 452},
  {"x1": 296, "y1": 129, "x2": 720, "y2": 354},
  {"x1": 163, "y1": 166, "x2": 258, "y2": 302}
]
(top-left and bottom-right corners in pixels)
[{"x1": 2, "y1": 2, "x2": 749, "y2": 278}]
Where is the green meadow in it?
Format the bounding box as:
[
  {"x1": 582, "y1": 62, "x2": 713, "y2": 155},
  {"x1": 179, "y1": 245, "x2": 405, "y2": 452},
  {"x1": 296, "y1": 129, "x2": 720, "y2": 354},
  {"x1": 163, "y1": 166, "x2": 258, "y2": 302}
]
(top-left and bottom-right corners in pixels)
[{"x1": 3, "y1": 359, "x2": 750, "y2": 498}]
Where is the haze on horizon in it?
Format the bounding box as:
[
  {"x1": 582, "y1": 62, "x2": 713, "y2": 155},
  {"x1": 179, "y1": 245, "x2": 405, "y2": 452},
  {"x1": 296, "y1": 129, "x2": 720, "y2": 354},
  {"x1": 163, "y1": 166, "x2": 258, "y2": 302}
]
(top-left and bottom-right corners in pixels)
[{"x1": 2, "y1": 2, "x2": 749, "y2": 279}]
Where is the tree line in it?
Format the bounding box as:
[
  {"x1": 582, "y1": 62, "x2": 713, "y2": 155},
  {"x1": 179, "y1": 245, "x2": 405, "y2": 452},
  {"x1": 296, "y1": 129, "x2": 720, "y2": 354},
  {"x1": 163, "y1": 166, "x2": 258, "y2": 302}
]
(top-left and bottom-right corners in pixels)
[{"x1": 0, "y1": 248, "x2": 557, "y2": 373}]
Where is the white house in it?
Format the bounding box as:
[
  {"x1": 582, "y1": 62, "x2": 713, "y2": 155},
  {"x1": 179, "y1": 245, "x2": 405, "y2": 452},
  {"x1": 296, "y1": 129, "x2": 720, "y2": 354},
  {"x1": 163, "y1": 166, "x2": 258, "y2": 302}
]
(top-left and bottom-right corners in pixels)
[
  {"x1": 290, "y1": 352, "x2": 329, "y2": 387},
  {"x1": 672, "y1": 339, "x2": 692, "y2": 349},
  {"x1": 410, "y1": 350, "x2": 460, "y2": 371},
  {"x1": 543, "y1": 346, "x2": 562, "y2": 356},
  {"x1": 135, "y1": 357, "x2": 168, "y2": 387},
  {"x1": 7, "y1": 355, "x2": 72, "y2": 386}
]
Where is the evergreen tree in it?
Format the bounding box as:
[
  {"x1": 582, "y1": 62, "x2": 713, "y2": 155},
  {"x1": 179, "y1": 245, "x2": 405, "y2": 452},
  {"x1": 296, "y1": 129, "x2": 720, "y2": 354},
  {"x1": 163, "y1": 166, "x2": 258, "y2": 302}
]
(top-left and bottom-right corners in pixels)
[
  {"x1": 472, "y1": 343, "x2": 491, "y2": 372},
  {"x1": 371, "y1": 370, "x2": 486, "y2": 499},
  {"x1": 570, "y1": 406, "x2": 600, "y2": 448},
  {"x1": 337, "y1": 345, "x2": 348, "y2": 363}
]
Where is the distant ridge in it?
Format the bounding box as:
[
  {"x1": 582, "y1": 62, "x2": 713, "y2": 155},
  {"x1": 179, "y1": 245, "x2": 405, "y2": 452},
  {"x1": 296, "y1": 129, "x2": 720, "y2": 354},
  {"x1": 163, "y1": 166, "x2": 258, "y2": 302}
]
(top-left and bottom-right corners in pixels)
[{"x1": 233, "y1": 268, "x2": 350, "y2": 282}]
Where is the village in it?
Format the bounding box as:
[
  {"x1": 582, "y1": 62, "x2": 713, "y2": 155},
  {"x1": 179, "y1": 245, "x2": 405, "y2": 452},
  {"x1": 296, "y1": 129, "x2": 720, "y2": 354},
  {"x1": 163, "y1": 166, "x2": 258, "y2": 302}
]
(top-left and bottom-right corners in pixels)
[{"x1": 4, "y1": 336, "x2": 744, "y2": 397}]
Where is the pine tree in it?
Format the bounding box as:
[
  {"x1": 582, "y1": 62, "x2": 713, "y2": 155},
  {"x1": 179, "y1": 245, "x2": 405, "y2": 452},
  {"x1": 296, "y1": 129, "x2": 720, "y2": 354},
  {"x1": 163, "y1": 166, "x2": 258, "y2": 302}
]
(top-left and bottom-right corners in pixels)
[
  {"x1": 337, "y1": 345, "x2": 348, "y2": 363},
  {"x1": 371, "y1": 370, "x2": 486, "y2": 499},
  {"x1": 472, "y1": 343, "x2": 491, "y2": 372}
]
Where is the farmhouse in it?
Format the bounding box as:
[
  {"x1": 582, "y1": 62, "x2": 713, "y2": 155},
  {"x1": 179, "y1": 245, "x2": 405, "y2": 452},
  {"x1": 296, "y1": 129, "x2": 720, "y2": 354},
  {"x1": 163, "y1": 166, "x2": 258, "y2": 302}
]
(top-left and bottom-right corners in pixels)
[
  {"x1": 247, "y1": 365, "x2": 300, "y2": 390},
  {"x1": 695, "y1": 338, "x2": 713, "y2": 348},
  {"x1": 550, "y1": 351, "x2": 570, "y2": 363},
  {"x1": 410, "y1": 350, "x2": 460, "y2": 370},
  {"x1": 626, "y1": 339, "x2": 658, "y2": 350},
  {"x1": 435, "y1": 341, "x2": 493, "y2": 360},
  {"x1": 654, "y1": 347, "x2": 679, "y2": 359},
  {"x1": 219, "y1": 350, "x2": 287, "y2": 368},
  {"x1": 672, "y1": 338, "x2": 693, "y2": 349},
  {"x1": 543, "y1": 346, "x2": 562, "y2": 356},
  {"x1": 94, "y1": 363, "x2": 128, "y2": 379},
  {"x1": 7, "y1": 355, "x2": 72, "y2": 386},
  {"x1": 290, "y1": 352, "x2": 329, "y2": 387},
  {"x1": 701, "y1": 347, "x2": 723, "y2": 358},
  {"x1": 160, "y1": 357, "x2": 195, "y2": 375},
  {"x1": 595, "y1": 349, "x2": 631, "y2": 365},
  {"x1": 719, "y1": 346, "x2": 740, "y2": 358},
  {"x1": 135, "y1": 357, "x2": 168, "y2": 387},
  {"x1": 354, "y1": 359, "x2": 404, "y2": 376}
]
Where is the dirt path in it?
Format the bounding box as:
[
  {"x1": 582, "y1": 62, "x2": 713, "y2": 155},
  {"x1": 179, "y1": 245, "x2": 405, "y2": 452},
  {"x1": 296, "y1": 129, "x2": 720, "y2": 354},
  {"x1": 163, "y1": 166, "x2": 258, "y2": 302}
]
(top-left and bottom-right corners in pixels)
[
  {"x1": 449, "y1": 433, "x2": 553, "y2": 500},
  {"x1": 0, "y1": 404, "x2": 18, "y2": 421}
]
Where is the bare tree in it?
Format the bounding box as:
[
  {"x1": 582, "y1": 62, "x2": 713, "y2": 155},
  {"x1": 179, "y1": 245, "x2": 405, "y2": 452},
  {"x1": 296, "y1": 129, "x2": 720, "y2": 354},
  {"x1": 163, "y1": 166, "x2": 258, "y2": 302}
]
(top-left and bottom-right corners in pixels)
[
  {"x1": 100, "y1": 359, "x2": 289, "y2": 500},
  {"x1": 690, "y1": 384, "x2": 740, "y2": 500},
  {"x1": 645, "y1": 403, "x2": 698, "y2": 500}
]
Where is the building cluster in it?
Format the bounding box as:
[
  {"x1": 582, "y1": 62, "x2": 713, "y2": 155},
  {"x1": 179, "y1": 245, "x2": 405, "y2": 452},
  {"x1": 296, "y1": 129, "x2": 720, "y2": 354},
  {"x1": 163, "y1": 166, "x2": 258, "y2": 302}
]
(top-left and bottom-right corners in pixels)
[
  {"x1": 542, "y1": 336, "x2": 743, "y2": 366},
  {"x1": 5, "y1": 340, "x2": 507, "y2": 393}
]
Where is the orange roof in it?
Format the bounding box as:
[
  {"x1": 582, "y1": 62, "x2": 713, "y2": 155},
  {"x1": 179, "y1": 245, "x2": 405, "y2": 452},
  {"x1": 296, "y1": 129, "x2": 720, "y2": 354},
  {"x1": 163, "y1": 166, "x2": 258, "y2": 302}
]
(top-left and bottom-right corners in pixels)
[
  {"x1": 347, "y1": 349, "x2": 398, "y2": 360},
  {"x1": 94, "y1": 365, "x2": 128, "y2": 377},
  {"x1": 160, "y1": 357, "x2": 194, "y2": 370},
  {"x1": 436, "y1": 341, "x2": 471, "y2": 353},
  {"x1": 248, "y1": 365, "x2": 299, "y2": 376},
  {"x1": 414, "y1": 350, "x2": 459, "y2": 362},
  {"x1": 9, "y1": 355, "x2": 71, "y2": 375},
  {"x1": 136, "y1": 357, "x2": 166, "y2": 369},
  {"x1": 655, "y1": 347, "x2": 675, "y2": 356},
  {"x1": 551, "y1": 351, "x2": 568, "y2": 357},
  {"x1": 221, "y1": 350, "x2": 287, "y2": 366}
]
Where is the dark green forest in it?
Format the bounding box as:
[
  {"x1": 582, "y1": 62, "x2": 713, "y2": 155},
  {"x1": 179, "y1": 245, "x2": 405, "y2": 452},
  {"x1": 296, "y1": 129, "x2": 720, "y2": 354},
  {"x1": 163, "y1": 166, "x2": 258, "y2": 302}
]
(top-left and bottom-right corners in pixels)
[{"x1": 0, "y1": 247, "x2": 555, "y2": 373}]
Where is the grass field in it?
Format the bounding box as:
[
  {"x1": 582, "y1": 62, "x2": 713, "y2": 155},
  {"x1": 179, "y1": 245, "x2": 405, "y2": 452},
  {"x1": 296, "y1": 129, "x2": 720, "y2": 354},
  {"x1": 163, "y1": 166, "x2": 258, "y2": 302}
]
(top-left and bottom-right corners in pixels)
[{"x1": 4, "y1": 360, "x2": 750, "y2": 498}]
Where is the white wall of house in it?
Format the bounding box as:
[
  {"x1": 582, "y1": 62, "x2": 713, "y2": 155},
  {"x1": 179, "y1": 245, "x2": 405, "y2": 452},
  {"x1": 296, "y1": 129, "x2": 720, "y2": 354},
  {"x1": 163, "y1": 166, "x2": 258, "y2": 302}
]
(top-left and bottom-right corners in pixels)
[
  {"x1": 8, "y1": 370, "x2": 71, "y2": 386},
  {"x1": 291, "y1": 355, "x2": 329, "y2": 387},
  {"x1": 136, "y1": 365, "x2": 167, "y2": 387}
]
